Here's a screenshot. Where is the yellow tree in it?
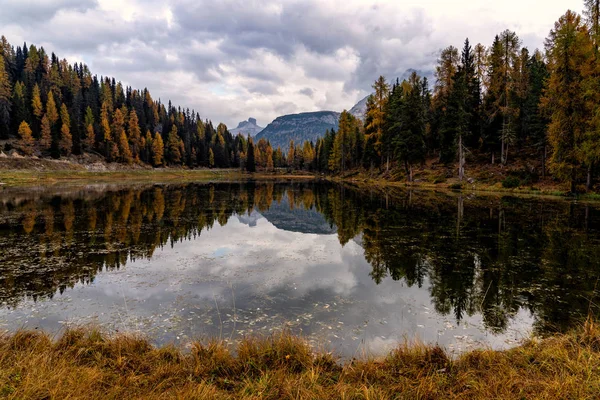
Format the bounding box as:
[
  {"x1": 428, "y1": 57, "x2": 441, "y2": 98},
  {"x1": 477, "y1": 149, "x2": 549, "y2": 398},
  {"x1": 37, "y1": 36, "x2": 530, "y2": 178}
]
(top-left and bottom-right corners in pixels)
[
  {"x1": 46, "y1": 91, "x2": 59, "y2": 127},
  {"x1": 128, "y1": 110, "x2": 141, "y2": 159},
  {"x1": 287, "y1": 140, "x2": 295, "y2": 169},
  {"x1": 31, "y1": 84, "x2": 43, "y2": 120},
  {"x1": 118, "y1": 129, "x2": 132, "y2": 164},
  {"x1": 39, "y1": 114, "x2": 51, "y2": 150},
  {"x1": 209, "y1": 148, "x2": 215, "y2": 168},
  {"x1": 542, "y1": 10, "x2": 591, "y2": 192},
  {"x1": 18, "y1": 121, "x2": 35, "y2": 156},
  {"x1": 152, "y1": 132, "x2": 164, "y2": 166},
  {"x1": 167, "y1": 125, "x2": 182, "y2": 164},
  {"x1": 0, "y1": 54, "x2": 11, "y2": 138},
  {"x1": 365, "y1": 76, "x2": 390, "y2": 166},
  {"x1": 60, "y1": 123, "x2": 72, "y2": 155},
  {"x1": 59, "y1": 103, "x2": 72, "y2": 155},
  {"x1": 266, "y1": 145, "x2": 274, "y2": 171}
]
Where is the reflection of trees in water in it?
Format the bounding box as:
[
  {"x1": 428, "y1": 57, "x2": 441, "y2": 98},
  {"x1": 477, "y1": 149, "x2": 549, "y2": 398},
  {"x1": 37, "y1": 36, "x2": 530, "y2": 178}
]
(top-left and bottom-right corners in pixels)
[{"x1": 0, "y1": 183, "x2": 599, "y2": 336}]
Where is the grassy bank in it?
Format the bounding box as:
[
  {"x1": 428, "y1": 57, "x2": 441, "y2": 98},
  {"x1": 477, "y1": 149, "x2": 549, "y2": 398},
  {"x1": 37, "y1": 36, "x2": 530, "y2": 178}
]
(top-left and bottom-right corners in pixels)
[
  {"x1": 0, "y1": 169, "x2": 316, "y2": 188},
  {"x1": 1, "y1": 323, "x2": 600, "y2": 399}
]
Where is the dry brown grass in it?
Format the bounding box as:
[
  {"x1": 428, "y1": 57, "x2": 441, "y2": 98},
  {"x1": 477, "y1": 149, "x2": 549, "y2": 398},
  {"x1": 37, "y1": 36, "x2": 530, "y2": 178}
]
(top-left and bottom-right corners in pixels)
[{"x1": 1, "y1": 323, "x2": 600, "y2": 399}]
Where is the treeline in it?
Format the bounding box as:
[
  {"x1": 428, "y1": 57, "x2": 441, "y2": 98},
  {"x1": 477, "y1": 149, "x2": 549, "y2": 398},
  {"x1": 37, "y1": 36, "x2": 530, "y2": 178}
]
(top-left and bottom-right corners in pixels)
[
  {"x1": 286, "y1": 2, "x2": 600, "y2": 192},
  {"x1": 0, "y1": 36, "x2": 271, "y2": 168}
]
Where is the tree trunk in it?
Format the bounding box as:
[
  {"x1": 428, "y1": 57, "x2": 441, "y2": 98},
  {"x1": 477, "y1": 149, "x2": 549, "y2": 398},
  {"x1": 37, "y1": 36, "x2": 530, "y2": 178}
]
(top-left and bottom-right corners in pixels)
[
  {"x1": 541, "y1": 145, "x2": 546, "y2": 178},
  {"x1": 458, "y1": 134, "x2": 465, "y2": 182},
  {"x1": 586, "y1": 163, "x2": 593, "y2": 191},
  {"x1": 491, "y1": 152, "x2": 495, "y2": 165},
  {"x1": 404, "y1": 160, "x2": 410, "y2": 182}
]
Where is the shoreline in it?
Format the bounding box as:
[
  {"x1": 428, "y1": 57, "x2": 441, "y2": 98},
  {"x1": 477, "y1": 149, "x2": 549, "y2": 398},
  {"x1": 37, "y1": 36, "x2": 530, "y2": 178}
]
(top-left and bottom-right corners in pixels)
[
  {"x1": 1, "y1": 325, "x2": 599, "y2": 399},
  {"x1": 3, "y1": 166, "x2": 600, "y2": 202}
]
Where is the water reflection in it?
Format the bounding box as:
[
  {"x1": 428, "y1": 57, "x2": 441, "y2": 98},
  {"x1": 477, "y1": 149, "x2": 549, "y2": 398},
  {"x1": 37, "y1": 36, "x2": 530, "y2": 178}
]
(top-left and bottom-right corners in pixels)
[{"x1": 0, "y1": 182, "x2": 599, "y2": 355}]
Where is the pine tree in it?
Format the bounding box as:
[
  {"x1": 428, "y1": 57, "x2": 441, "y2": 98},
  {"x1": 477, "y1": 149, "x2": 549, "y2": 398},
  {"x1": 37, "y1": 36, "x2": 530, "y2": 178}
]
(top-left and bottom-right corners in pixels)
[
  {"x1": 433, "y1": 46, "x2": 460, "y2": 162},
  {"x1": 128, "y1": 110, "x2": 141, "y2": 159},
  {"x1": 287, "y1": 140, "x2": 295, "y2": 170},
  {"x1": 266, "y1": 145, "x2": 274, "y2": 171},
  {"x1": 18, "y1": 121, "x2": 34, "y2": 156},
  {"x1": 39, "y1": 114, "x2": 51, "y2": 151},
  {"x1": 46, "y1": 91, "x2": 58, "y2": 127},
  {"x1": 152, "y1": 132, "x2": 164, "y2": 166},
  {"x1": 209, "y1": 148, "x2": 215, "y2": 168},
  {"x1": 365, "y1": 76, "x2": 390, "y2": 167},
  {"x1": 392, "y1": 72, "x2": 427, "y2": 181},
  {"x1": 31, "y1": 83, "x2": 43, "y2": 120},
  {"x1": 167, "y1": 125, "x2": 182, "y2": 164},
  {"x1": 542, "y1": 10, "x2": 591, "y2": 192},
  {"x1": 246, "y1": 137, "x2": 256, "y2": 172},
  {"x1": 59, "y1": 123, "x2": 72, "y2": 155},
  {"x1": 11, "y1": 81, "x2": 29, "y2": 133},
  {"x1": 59, "y1": 103, "x2": 72, "y2": 155},
  {"x1": 0, "y1": 54, "x2": 11, "y2": 139},
  {"x1": 83, "y1": 106, "x2": 95, "y2": 150},
  {"x1": 118, "y1": 129, "x2": 132, "y2": 164},
  {"x1": 330, "y1": 111, "x2": 358, "y2": 172}
]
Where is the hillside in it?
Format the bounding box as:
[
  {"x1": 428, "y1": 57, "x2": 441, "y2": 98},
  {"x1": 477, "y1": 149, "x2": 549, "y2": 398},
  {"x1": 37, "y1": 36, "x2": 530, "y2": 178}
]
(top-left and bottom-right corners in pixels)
[{"x1": 254, "y1": 111, "x2": 340, "y2": 151}]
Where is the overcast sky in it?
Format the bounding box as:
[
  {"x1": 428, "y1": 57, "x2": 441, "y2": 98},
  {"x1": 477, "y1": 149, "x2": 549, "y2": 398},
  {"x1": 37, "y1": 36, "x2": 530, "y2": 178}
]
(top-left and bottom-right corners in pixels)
[{"x1": 0, "y1": 0, "x2": 584, "y2": 128}]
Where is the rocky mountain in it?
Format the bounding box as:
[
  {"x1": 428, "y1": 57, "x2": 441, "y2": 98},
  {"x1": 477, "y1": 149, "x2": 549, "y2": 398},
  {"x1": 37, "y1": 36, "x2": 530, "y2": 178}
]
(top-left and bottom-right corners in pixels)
[
  {"x1": 229, "y1": 118, "x2": 264, "y2": 137},
  {"x1": 254, "y1": 111, "x2": 340, "y2": 151},
  {"x1": 349, "y1": 95, "x2": 370, "y2": 121}
]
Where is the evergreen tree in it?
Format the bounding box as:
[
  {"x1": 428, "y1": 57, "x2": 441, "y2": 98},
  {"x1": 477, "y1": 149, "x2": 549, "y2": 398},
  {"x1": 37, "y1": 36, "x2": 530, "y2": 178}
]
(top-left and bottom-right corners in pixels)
[
  {"x1": 167, "y1": 125, "x2": 182, "y2": 164},
  {"x1": 246, "y1": 136, "x2": 256, "y2": 172},
  {"x1": 59, "y1": 123, "x2": 72, "y2": 156},
  {"x1": 365, "y1": 76, "x2": 390, "y2": 167},
  {"x1": 542, "y1": 10, "x2": 591, "y2": 192},
  {"x1": 46, "y1": 91, "x2": 58, "y2": 127},
  {"x1": 391, "y1": 72, "x2": 427, "y2": 181},
  {"x1": 59, "y1": 103, "x2": 72, "y2": 155},
  {"x1": 152, "y1": 132, "x2": 164, "y2": 166},
  {"x1": 31, "y1": 84, "x2": 43, "y2": 120},
  {"x1": 17, "y1": 121, "x2": 34, "y2": 156},
  {"x1": 128, "y1": 110, "x2": 141, "y2": 159},
  {"x1": 39, "y1": 114, "x2": 51, "y2": 151},
  {"x1": 0, "y1": 54, "x2": 11, "y2": 139},
  {"x1": 209, "y1": 147, "x2": 215, "y2": 168}
]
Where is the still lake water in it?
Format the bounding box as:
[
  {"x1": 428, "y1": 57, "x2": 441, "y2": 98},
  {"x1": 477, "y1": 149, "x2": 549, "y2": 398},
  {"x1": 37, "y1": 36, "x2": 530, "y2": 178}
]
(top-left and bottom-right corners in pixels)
[{"x1": 1, "y1": 181, "x2": 599, "y2": 356}]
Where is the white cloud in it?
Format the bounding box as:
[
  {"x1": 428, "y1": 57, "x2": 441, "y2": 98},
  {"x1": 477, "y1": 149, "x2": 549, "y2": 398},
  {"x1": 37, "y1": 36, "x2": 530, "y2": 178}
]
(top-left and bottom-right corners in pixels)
[{"x1": 0, "y1": 0, "x2": 584, "y2": 128}]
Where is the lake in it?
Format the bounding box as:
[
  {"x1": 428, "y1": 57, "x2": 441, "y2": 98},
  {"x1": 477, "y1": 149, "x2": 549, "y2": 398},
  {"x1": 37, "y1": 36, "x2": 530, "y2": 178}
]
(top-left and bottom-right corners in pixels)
[{"x1": 1, "y1": 181, "x2": 599, "y2": 357}]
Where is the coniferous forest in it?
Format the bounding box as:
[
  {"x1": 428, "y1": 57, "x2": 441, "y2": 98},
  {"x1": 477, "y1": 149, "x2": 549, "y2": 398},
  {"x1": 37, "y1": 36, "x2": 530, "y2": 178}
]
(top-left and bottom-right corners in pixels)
[{"x1": 1, "y1": 2, "x2": 600, "y2": 191}]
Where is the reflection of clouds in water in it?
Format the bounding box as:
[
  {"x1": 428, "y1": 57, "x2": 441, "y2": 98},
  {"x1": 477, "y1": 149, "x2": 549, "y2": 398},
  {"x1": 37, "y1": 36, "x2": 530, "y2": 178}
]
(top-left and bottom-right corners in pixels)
[{"x1": 0, "y1": 204, "x2": 535, "y2": 357}]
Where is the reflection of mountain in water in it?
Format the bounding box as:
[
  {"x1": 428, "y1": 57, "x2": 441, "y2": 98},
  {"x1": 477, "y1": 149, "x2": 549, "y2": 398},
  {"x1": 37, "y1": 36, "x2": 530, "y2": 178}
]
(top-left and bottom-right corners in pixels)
[
  {"x1": 237, "y1": 211, "x2": 260, "y2": 227},
  {"x1": 1, "y1": 182, "x2": 600, "y2": 338},
  {"x1": 260, "y1": 195, "x2": 337, "y2": 235}
]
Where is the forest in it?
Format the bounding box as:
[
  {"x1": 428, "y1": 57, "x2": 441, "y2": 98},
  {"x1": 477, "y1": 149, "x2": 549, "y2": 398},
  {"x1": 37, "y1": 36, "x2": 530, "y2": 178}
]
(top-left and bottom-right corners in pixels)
[{"x1": 1, "y1": 1, "x2": 600, "y2": 191}]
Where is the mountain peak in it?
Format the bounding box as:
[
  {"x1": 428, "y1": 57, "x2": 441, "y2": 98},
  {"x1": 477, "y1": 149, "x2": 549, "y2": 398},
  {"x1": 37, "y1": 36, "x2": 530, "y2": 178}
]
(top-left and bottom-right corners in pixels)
[
  {"x1": 255, "y1": 111, "x2": 340, "y2": 151},
  {"x1": 230, "y1": 118, "x2": 264, "y2": 137},
  {"x1": 349, "y1": 95, "x2": 371, "y2": 121}
]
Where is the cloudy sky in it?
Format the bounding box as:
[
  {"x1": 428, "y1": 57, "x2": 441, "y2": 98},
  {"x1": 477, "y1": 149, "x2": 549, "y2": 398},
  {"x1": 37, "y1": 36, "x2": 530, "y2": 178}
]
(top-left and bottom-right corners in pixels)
[{"x1": 1, "y1": 0, "x2": 583, "y2": 128}]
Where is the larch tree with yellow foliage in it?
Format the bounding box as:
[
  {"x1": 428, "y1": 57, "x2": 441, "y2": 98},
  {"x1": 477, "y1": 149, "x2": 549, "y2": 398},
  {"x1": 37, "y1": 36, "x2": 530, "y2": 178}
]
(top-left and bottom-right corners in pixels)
[
  {"x1": 18, "y1": 121, "x2": 35, "y2": 156},
  {"x1": 59, "y1": 103, "x2": 72, "y2": 155}
]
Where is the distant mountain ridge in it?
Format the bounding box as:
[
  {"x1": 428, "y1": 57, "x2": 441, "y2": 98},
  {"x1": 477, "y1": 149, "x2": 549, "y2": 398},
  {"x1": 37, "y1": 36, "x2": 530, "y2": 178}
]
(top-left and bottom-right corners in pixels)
[
  {"x1": 229, "y1": 118, "x2": 264, "y2": 137},
  {"x1": 252, "y1": 95, "x2": 374, "y2": 151},
  {"x1": 349, "y1": 95, "x2": 370, "y2": 120},
  {"x1": 254, "y1": 111, "x2": 340, "y2": 151}
]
